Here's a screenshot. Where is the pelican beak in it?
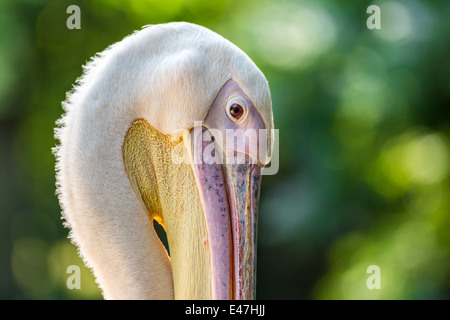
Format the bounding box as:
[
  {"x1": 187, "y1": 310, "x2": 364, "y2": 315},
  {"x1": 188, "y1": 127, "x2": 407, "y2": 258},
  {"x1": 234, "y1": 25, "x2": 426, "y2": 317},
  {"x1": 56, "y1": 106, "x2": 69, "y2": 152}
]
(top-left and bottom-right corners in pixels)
[
  {"x1": 123, "y1": 117, "x2": 267, "y2": 300},
  {"x1": 191, "y1": 126, "x2": 262, "y2": 300},
  {"x1": 224, "y1": 162, "x2": 261, "y2": 300}
]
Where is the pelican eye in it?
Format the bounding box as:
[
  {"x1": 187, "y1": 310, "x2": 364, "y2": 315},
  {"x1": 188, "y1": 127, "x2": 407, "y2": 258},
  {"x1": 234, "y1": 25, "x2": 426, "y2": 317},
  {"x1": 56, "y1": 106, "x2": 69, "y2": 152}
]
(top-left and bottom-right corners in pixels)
[
  {"x1": 230, "y1": 103, "x2": 244, "y2": 120},
  {"x1": 226, "y1": 98, "x2": 248, "y2": 123}
]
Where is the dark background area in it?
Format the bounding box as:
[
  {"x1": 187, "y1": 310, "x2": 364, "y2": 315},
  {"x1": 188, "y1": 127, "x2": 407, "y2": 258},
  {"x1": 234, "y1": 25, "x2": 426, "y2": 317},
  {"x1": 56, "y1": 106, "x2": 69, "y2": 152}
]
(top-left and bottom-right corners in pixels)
[{"x1": 1, "y1": 0, "x2": 449, "y2": 299}]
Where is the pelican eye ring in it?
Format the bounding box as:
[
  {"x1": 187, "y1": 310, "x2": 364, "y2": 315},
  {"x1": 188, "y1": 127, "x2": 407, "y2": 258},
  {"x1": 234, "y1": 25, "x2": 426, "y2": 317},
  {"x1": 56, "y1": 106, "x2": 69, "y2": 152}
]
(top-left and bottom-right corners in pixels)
[{"x1": 226, "y1": 97, "x2": 248, "y2": 123}]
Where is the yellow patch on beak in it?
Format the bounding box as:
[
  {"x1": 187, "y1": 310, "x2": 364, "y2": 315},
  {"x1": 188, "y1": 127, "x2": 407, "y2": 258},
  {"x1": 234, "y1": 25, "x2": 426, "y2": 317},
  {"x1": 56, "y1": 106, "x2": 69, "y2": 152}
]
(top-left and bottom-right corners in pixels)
[{"x1": 123, "y1": 119, "x2": 212, "y2": 299}]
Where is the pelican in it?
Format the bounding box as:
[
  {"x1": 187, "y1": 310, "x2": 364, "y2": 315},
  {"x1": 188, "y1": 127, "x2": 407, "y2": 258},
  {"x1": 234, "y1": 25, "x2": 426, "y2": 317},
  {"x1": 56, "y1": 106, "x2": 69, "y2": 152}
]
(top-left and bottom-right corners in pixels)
[{"x1": 54, "y1": 22, "x2": 273, "y2": 300}]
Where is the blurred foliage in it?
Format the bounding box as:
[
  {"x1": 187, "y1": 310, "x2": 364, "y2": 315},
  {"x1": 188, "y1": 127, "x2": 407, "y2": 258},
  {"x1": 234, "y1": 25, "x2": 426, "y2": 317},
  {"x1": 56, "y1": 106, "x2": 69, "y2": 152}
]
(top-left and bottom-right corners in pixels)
[{"x1": 1, "y1": 0, "x2": 449, "y2": 299}]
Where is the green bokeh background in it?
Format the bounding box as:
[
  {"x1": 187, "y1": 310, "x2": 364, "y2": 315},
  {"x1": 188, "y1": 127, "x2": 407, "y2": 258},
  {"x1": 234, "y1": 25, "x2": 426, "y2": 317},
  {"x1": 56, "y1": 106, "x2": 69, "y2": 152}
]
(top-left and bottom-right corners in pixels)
[{"x1": 1, "y1": 0, "x2": 449, "y2": 299}]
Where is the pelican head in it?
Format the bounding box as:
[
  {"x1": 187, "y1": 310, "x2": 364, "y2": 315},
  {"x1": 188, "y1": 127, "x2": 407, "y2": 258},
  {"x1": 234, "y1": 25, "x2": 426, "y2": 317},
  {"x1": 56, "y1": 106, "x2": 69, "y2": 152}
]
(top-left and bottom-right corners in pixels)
[{"x1": 55, "y1": 22, "x2": 273, "y2": 299}]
